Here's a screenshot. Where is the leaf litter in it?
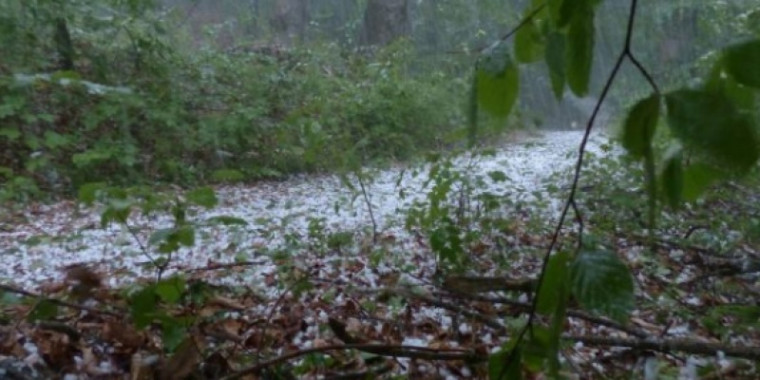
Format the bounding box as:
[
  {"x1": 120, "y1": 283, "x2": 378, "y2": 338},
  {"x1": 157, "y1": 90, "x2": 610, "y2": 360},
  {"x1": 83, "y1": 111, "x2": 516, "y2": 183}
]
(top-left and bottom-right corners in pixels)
[{"x1": 1, "y1": 130, "x2": 759, "y2": 378}]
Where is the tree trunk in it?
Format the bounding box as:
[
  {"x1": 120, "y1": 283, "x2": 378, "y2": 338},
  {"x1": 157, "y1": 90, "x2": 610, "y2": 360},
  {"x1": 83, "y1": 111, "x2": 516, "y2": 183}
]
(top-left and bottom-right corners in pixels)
[
  {"x1": 270, "y1": 0, "x2": 310, "y2": 46},
  {"x1": 360, "y1": 0, "x2": 410, "y2": 47}
]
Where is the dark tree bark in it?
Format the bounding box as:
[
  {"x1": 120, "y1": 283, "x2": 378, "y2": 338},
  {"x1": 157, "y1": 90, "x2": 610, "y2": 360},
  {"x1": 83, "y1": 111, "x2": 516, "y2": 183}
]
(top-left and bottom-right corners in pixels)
[
  {"x1": 54, "y1": 17, "x2": 75, "y2": 71},
  {"x1": 360, "y1": 0, "x2": 410, "y2": 47},
  {"x1": 270, "y1": 0, "x2": 310, "y2": 45}
]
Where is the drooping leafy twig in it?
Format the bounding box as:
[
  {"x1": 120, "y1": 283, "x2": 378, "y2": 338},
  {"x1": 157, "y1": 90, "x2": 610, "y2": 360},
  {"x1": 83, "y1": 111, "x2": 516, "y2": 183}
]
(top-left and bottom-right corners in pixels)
[{"x1": 510, "y1": 0, "x2": 661, "y2": 366}]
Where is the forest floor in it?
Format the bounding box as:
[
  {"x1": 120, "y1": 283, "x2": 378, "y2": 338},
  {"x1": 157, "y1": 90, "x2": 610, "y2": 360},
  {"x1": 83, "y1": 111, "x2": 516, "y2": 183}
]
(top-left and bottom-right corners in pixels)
[{"x1": 1, "y1": 130, "x2": 759, "y2": 379}]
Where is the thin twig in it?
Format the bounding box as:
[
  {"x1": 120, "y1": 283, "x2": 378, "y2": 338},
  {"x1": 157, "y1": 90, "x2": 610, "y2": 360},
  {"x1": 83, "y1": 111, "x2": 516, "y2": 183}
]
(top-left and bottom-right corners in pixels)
[
  {"x1": 357, "y1": 172, "x2": 378, "y2": 244},
  {"x1": 507, "y1": 0, "x2": 645, "y2": 371},
  {"x1": 0, "y1": 284, "x2": 123, "y2": 317},
  {"x1": 481, "y1": 3, "x2": 548, "y2": 54}
]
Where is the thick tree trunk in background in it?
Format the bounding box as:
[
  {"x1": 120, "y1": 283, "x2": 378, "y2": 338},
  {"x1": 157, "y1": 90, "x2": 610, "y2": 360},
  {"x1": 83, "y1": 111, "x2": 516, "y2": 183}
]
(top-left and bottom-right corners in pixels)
[
  {"x1": 270, "y1": 0, "x2": 310, "y2": 45},
  {"x1": 360, "y1": 0, "x2": 410, "y2": 47}
]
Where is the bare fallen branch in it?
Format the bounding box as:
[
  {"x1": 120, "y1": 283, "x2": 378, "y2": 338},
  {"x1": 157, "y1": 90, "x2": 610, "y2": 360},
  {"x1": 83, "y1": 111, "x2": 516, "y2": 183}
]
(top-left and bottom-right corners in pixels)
[
  {"x1": 220, "y1": 343, "x2": 482, "y2": 380},
  {"x1": 566, "y1": 335, "x2": 760, "y2": 361},
  {"x1": 0, "y1": 284, "x2": 122, "y2": 317}
]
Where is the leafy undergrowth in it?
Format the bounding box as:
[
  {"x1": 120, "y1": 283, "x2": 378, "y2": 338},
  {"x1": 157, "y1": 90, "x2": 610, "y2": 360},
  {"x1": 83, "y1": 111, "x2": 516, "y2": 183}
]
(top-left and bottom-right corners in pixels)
[{"x1": 1, "y1": 134, "x2": 760, "y2": 379}]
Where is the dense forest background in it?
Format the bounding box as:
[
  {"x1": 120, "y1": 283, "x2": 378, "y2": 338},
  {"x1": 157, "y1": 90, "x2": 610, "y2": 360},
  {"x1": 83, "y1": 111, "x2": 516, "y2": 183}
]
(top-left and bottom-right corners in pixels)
[
  {"x1": 1, "y1": 0, "x2": 757, "y2": 200},
  {"x1": 2, "y1": 1, "x2": 760, "y2": 379}
]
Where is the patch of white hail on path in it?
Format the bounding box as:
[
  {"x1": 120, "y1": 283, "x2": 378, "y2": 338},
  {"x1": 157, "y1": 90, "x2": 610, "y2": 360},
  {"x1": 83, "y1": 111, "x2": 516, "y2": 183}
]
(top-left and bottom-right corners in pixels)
[{"x1": 0, "y1": 131, "x2": 608, "y2": 290}]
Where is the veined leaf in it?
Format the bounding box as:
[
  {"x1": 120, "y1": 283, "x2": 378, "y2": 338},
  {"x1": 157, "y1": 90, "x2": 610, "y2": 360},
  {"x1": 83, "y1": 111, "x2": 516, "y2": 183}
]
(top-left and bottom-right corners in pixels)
[
  {"x1": 489, "y1": 346, "x2": 522, "y2": 380},
  {"x1": 723, "y1": 39, "x2": 760, "y2": 89},
  {"x1": 536, "y1": 252, "x2": 570, "y2": 316},
  {"x1": 545, "y1": 32, "x2": 566, "y2": 99},
  {"x1": 665, "y1": 89, "x2": 760, "y2": 171},
  {"x1": 682, "y1": 163, "x2": 723, "y2": 202},
  {"x1": 622, "y1": 95, "x2": 660, "y2": 158},
  {"x1": 661, "y1": 147, "x2": 684, "y2": 208},
  {"x1": 571, "y1": 250, "x2": 634, "y2": 322},
  {"x1": 515, "y1": 9, "x2": 546, "y2": 63},
  {"x1": 566, "y1": 6, "x2": 594, "y2": 97},
  {"x1": 207, "y1": 216, "x2": 248, "y2": 226},
  {"x1": 186, "y1": 187, "x2": 218, "y2": 208},
  {"x1": 476, "y1": 44, "x2": 520, "y2": 119},
  {"x1": 155, "y1": 276, "x2": 186, "y2": 304},
  {"x1": 536, "y1": 251, "x2": 570, "y2": 377}
]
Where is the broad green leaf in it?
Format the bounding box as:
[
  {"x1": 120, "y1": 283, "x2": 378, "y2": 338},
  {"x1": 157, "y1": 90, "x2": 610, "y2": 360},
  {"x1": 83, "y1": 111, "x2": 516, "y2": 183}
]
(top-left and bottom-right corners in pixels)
[
  {"x1": 489, "y1": 346, "x2": 522, "y2": 380},
  {"x1": 78, "y1": 182, "x2": 106, "y2": 206},
  {"x1": 151, "y1": 226, "x2": 195, "y2": 254},
  {"x1": 661, "y1": 149, "x2": 684, "y2": 208},
  {"x1": 149, "y1": 228, "x2": 174, "y2": 246},
  {"x1": 207, "y1": 216, "x2": 248, "y2": 226},
  {"x1": 28, "y1": 300, "x2": 58, "y2": 321},
  {"x1": 706, "y1": 62, "x2": 757, "y2": 112},
  {"x1": 565, "y1": 6, "x2": 594, "y2": 96},
  {"x1": 0, "y1": 127, "x2": 21, "y2": 140},
  {"x1": 487, "y1": 170, "x2": 509, "y2": 183},
  {"x1": 211, "y1": 169, "x2": 245, "y2": 182},
  {"x1": 155, "y1": 276, "x2": 186, "y2": 304},
  {"x1": 131, "y1": 287, "x2": 156, "y2": 328},
  {"x1": 186, "y1": 187, "x2": 217, "y2": 208},
  {"x1": 665, "y1": 89, "x2": 760, "y2": 171},
  {"x1": 100, "y1": 199, "x2": 133, "y2": 227},
  {"x1": 515, "y1": 11, "x2": 545, "y2": 63},
  {"x1": 723, "y1": 39, "x2": 760, "y2": 89},
  {"x1": 43, "y1": 131, "x2": 71, "y2": 149},
  {"x1": 545, "y1": 32, "x2": 566, "y2": 99},
  {"x1": 547, "y1": 0, "x2": 564, "y2": 25},
  {"x1": 571, "y1": 250, "x2": 634, "y2": 322},
  {"x1": 682, "y1": 163, "x2": 723, "y2": 202},
  {"x1": 161, "y1": 320, "x2": 188, "y2": 352},
  {"x1": 621, "y1": 95, "x2": 660, "y2": 158},
  {"x1": 536, "y1": 252, "x2": 570, "y2": 316},
  {"x1": 521, "y1": 327, "x2": 553, "y2": 372},
  {"x1": 476, "y1": 45, "x2": 519, "y2": 119},
  {"x1": 536, "y1": 252, "x2": 570, "y2": 377}
]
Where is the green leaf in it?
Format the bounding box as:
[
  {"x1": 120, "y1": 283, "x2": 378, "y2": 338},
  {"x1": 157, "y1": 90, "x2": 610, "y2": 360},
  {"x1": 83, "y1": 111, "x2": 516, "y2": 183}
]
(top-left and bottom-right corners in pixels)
[
  {"x1": 723, "y1": 39, "x2": 760, "y2": 89},
  {"x1": 661, "y1": 149, "x2": 684, "y2": 208},
  {"x1": 131, "y1": 287, "x2": 156, "y2": 328},
  {"x1": 571, "y1": 250, "x2": 634, "y2": 322},
  {"x1": 28, "y1": 300, "x2": 58, "y2": 321},
  {"x1": 489, "y1": 346, "x2": 522, "y2": 380},
  {"x1": 151, "y1": 226, "x2": 195, "y2": 254},
  {"x1": 665, "y1": 89, "x2": 760, "y2": 171},
  {"x1": 186, "y1": 187, "x2": 217, "y2": 208},
  {"x1": 536, "y1": 251, "x2": 570, "y2": 376},
  {"x1": 0, "y1": 127, "x2": 21, "y2": 141},
  {"x1": 161, "y1": 318, "x2": 188, "y2": 352},
  {"x1": 682, "y1": 163, "x2": 723, "y2": 202},
  {"x1": 545, "y1": 32, "x2": 566, "y2": 99},
  {"x1": 515, "y1": 11, "x2": 545, "y2": 63},
  {"x1": 565, "y1": 6, "x2": 594, "y2": 97},
  {"x1": 207, "y1": 216, "x2": 248, "y2": 226},
  {"x1": 100, "y1": 199, "x2": 134, "y2": 227},
  {"x1": 547, "y1": 0, "x2": 564, "y2": 26},
  {"x1": 536, "y1": 252, "x2": 570, "y2": 316},
  {"x1": 155, "y1": 276, "x2": 186, "y2": 304},
  {"x1": 43, "y1": 131, "x2": 71, "y2": 149},
  {"x1": 476, "y1": 45, "x2": 519, "y2": 119},
  {"x1": 211, "y1": 169, "x2": 245, "y2": 182},
  {"x1": 78, "y1": 182, "x2": 106, "y2": 206},
  {"x1": 487, "y1": 170, "x2": 509, "y2": 183},
  {"x1": 149, "y1": 228, "x2": 174, "y2": 246},
  {"x1": 621, "y1": 95, "x2": 660, "y2": 158}
]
